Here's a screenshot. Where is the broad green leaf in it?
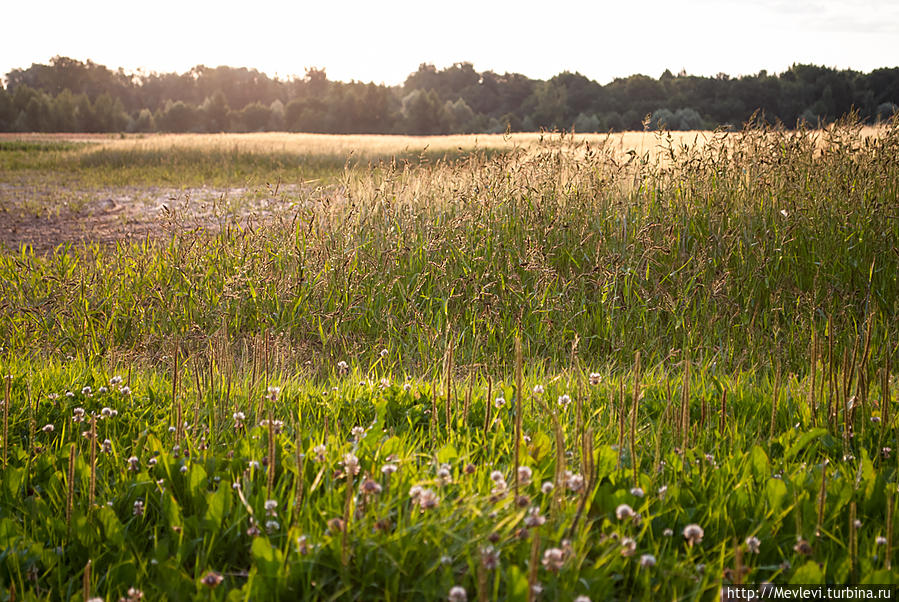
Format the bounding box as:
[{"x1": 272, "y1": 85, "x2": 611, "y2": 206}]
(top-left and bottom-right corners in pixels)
[
  {"x1": 765, "y1": 478, "x2": 789, "y2": 511},
  {"x1": 789, "y1": 560, "x2": 824, "y2": 584}
]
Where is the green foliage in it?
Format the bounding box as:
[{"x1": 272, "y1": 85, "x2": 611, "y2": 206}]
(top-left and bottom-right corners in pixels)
[{"x1": 4, "y1": 57, "x2": 897, "y2": 133}]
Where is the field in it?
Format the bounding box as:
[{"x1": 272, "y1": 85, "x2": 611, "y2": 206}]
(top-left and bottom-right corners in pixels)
[{"x1": 0, "y1": 120, "x2": 897, "y2": 600}]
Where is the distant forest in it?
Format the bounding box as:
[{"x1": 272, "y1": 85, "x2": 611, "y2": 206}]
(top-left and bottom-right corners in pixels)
[{"x1": 2, "y1": 56, "x2": 898, "y2": 134}]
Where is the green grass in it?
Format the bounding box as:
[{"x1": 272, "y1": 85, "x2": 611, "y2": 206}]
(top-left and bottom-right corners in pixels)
[{"x1": 0, "y1": 119, "x2": 897, "y2": 599}]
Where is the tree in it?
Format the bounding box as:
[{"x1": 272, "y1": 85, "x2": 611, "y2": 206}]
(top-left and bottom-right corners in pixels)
[
  {"x1": 200, "y1": 90, "x2": 231, "y2": 132},
  {"x1": 402, "y1": 89, "x2": 446, "y2": 135}
]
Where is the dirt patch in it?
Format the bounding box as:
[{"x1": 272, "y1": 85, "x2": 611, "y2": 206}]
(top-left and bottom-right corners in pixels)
[{"x1": 0, "y1": 182, "x2": 323, "y2": 253}]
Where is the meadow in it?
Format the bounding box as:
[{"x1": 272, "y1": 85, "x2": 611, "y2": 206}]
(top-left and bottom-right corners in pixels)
[{"x1": 0, "y1": 120, "x2": 897, "y2": 600}]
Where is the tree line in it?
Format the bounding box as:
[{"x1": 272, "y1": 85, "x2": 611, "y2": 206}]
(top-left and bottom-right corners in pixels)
[{"x1": 1, "y1": 56, "x2": 897, "y2": 134}]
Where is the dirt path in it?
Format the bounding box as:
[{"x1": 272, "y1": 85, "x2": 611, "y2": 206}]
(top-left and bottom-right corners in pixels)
[{"x1": 0, "y1": 182, "x2": 317, "y2": 252}]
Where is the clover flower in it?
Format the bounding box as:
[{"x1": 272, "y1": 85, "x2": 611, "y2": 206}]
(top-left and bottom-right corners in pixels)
[
  {"x1": 518, "y1": 465, "x2": 532, "y2": 485},
  {"x1": 342, "y1": 453, "x2": 360, "y2": 477},
  {"x1": 683, "y1": 524, "x2": 704, "y2": 546},
  {"x1": 524, "y1": 507, "x2": 546, "y2": 527},
  {"x1": 480, "y1": 545, "x2": 500, "y2": 570},
  {"x1": 542, "y1": 547, "x2": 565, "y2": 571},
  {"x1": 200, "y1": 571, "x2": 223, "y2": 588},
  {"x1": 616, "y1": 504, "x2": 635, "y2": 520}
]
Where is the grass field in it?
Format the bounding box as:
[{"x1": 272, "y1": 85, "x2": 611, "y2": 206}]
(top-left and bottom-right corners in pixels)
[{"x1": 0, "y1": 120, "x2": 897, "y2": 600}]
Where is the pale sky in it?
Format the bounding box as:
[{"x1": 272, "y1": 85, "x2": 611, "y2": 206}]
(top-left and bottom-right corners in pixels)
[{"x1": 3, "y1": 0, "x2": 898, "y2": 86}]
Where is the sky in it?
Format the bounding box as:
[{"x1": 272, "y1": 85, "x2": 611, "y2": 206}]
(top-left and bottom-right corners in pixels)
[{"x1": 3, "y1": 0, "x2": 898, "y2": 86}]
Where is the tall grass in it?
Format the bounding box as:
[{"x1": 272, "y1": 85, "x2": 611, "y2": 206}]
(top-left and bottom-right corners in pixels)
[{"x1": 1, "y1": 119, "x2": 896, "y2": 375}]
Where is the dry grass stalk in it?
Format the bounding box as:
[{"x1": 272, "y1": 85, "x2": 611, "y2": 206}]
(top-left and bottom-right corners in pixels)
[
  {"x1": 769, "y1": 363, "x2": 781, "y2": 438},
  {"x1": 3, "y1": 375, "x2": 9, "y2": 468},
  {"x1": 82, "y1": 560, "x2": 91, "y2": 602},
  {"x1": 89, "y1": 416, "x2": 97, "y2": 510},
  {"x1": 267, "y1": 410, "x2": 276, "y2": 497},
  {"x1": 810, "y1": 329, "x2": 818, "y2": 426},
  {"x1": 526, "y1": 531, "x2": 541, "y2": 602},
  {"x1": 483, "y1": 377, "x2": 493, "y2": 439},
  {"x1": 681, "y1": 356, "x2": 691, "y2": 449},
  {"x1": 630, "y1": 351, "x2": 641, "y2": 488},
  {"x1": 849, "y1": 501, "x2": 858, "y2": 582},
  {"x1": 887, "y1": 491, "x2": 894, "y2": 571},
  {"x1": 173, "y1": 352, "x2": 182, "y2": 447},
  {"x1": 445, "y1": 336, "x2": 454, "y2": 429},
  {"x1": 66, "y1": 443, "x2": 76, "y2": 529},
  {"x1": 514, "y1": 335, "x2": 523, "y2": 493},
  {"x1": 295, "y1": 417, "x2": 305, "y2": 515},
  {"x1": 463, "y1": 371, "x2": 474, "y2": 425},
  {"x1": 815, "y1": 463, "x2": 827, "y2": 536}
]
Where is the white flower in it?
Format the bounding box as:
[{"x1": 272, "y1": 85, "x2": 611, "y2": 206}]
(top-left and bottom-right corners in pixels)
[
  {"x1": 663, "y1": 528, "x2": 673, "y2": 537},
  {"x1": 565, "y1": 472, "x2": 584, "y2": 492},
  {"x1": 533, "y1": 384, "x2": 544, "y2": 395},
  {"x1": 876, "y1": 536, "x2": 887, "y2": 546},
  {"x1": 337, "y1": 360, "x2": 349, "y2": 374},
  {"x1": 267, "y1": 386, "x2": 280, "y2": 401},
  {"x1": 380, "y1": 349, "x2": 389, "y2": 358},
  {"x1": 517, "y1": 466, "x2": 532, "y2": 485},
  {"x1": 313, "y1": 444, "x2": 326, "y2": 461},
  {"x1": 589, "y1": 373, "x2": 601, "y2": 386},
  {"x1": 542, "y1": 547, "x2": 565, "y2": 571},
  {"x1": 265, "y1": 520, "x2": 280, "y2": 533},
  {"x1": 745, "y1": 536, "x2": 760, "y2": 554},
  {"x1": 574, "y1": 597, "x2": 591, "y2": 602},
  {"x1": 120, "y1": 386, "x2": 131, "y2": 395},
  {"x1": 480, "y1": 545, "x2": 500, "y2": 570},
  {"x1": 490, "y1": 470, "x2": 504, "y2": 482},
  {"x1": 639, "y1": 553, "x2": 656, "y2": 567},
  {"x1": 72, "y1": 407, "x2": 86, "y2": 423},
  {"x1": 133, "y1": 500, "x2": 144, "y2": 516},
  {"x1": 41, "y1": 424, "x2": 55, "y2": 433},
  {"x1": 494, "y1": 396, "x2": 506, "y2": 409},
  {"x1": 110, "y1": 376, "x2": 123, "y2": 385},
  {"x1": 630, "y1": 487, "x2": 644, "y2": 498},
  {"x1": 416, "y1": 488, "x2": 439, "y2": 510},
  {"x1": 683, "y1": 524, "x2": 704, "y2": 546},
  {"x1": 81, "y1": 386, "x2": 92, "y2": 396},
  {"x1": 557, "y1": 394, "x2": 571, "y2": 407},
  {"x1": 620, "y1": 537, "x2": 637, "y2": 557},
  {"x1": 448, "y1": 586, "x2": 467, "y2": 602},
  {"x1": 361, "y1": 478, "x2": 382, "y2": 494},
  {"x1": 101, "y1": 439, "x2": 112, "y2": 453},
  {"x1": 351, "y1": 426, "x2": 366, "y2": 441},
  {"x1": 127, "y1": 456, "x2": 139, "y2": 471},
  {"x1": 524, "y1": 507, "x2": 545, "y2": 527},
  {"x1": 342, "y1": 453, "x2": 360, "y2": 476},
  {"x1": 541, "y1": 481, "x2": 554, "y2": 494},
  {"x1": 616, "y1": 504, "x2": 635, "y2": 520},
  {"x1": 264, "y1": 499, "x2": 278, "y2": 515}
]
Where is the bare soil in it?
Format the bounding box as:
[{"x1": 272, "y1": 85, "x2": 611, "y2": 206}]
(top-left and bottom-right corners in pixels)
[{"x1": 0, "y1": 182, "x2": 314, "y2": 253}]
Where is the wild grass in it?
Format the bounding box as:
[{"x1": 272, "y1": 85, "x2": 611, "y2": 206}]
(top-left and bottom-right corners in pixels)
[{"x1": 0, "y1": 118, "x2": 897, "y2": 599}]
